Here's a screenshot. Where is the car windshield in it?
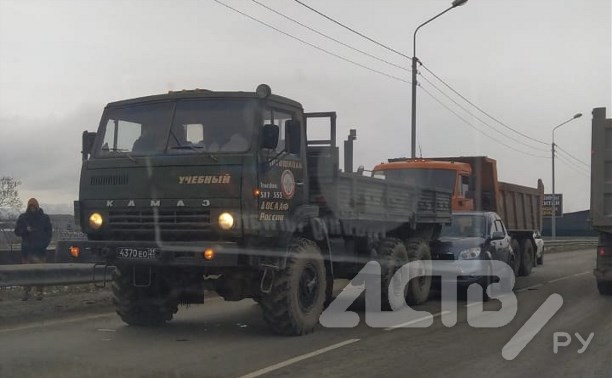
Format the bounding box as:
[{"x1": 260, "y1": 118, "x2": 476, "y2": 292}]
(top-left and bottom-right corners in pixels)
[
  {"x1": 95, "y1": 99, "x2": 256, "y2": 156},
  {"x1": 440, "y1": 214, "x2": 487, "y2": 238}
]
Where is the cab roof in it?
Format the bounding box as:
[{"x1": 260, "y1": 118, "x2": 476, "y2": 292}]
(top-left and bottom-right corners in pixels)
[
  {"x1": 105, "y1": 88, "x2": 303, "y2": 110},
  {"x1": 373, "y1": 159, "x2": 472, "y2": 174}
]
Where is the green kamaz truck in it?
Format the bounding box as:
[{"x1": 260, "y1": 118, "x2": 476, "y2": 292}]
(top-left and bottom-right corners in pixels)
[{"x1": 65, "y1": 84, "x2": 453, "y2": 335}]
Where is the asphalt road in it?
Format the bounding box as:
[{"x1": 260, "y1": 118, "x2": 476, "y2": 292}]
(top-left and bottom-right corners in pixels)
[{"x1": 0, "y1": 248, "x2": 610, "y2": 378}]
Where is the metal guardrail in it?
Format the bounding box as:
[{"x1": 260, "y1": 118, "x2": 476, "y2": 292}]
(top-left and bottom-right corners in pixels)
[
  {"x1": 0, "y1": 263, "x2": 114, "y2": 288},
  {"x1": 0, "y1": 239, "x2": 598, "y2": 287}
]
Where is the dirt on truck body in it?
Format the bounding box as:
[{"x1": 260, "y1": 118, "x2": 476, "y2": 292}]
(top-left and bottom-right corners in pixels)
[{"x1": 61, "y1": 84, "x2": 453, "y2": 335}]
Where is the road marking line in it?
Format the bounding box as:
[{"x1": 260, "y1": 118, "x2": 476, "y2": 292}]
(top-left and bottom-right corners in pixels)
[
  {"x1": 383, "y1": 311, "x2": 449, "y2": 331},
  {"x1": 547, "y1": 271, "x2": 590, "y2": 284},
  {"x1": 237, "y1": 338, "x2": 360, "y2": 378},
  {"x1": 0, "y1": 312, "x2": 115, "y2": 334}
]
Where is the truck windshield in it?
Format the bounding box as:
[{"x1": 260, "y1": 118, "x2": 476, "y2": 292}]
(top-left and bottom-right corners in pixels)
[
  {"x1": 375, "y1": 168, "x2": 455, "y2": 190},
  {"x1": 440, "y1": 214, "x2": 487, "y2": 238},
  {"x1": 96, "y1": 99, "x2": 256, "y2": 156}
]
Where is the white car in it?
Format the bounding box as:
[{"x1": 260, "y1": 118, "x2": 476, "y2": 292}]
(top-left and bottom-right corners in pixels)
[{"x1": 534, "y1": 231, "x2": 544, "y2": 265}]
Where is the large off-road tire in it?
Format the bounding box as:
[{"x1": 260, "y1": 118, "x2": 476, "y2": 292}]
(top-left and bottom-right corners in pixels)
[
  {"x1": 260, "y1": 238, "x2": 327, "y2": 336},
  {"x1": 404, "y1": 239, "x2": 432, "y2": 305},
  {"x1": 112, "y1": 267, "x2": 179, "y2": 326},
  {"x1": 518, "y1": 240, "x2": 534, "y2": 277},
  {"x1": 378, "y1": 238, "x2": 409, "y2": 310},
  {"x1": 597, "y1": 280, "x2": 612, "y2": 295}
]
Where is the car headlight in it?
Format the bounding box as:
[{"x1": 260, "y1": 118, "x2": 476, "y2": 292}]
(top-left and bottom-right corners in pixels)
[
  {"x1": 218, "y1": 212, "x2": 234, "y2": 230},
  {"x1": 88, "y1": 212, "x2": 104, "y2": 230},
  {"x1": 459, "y1": 247, "x2": 481, "y2": 259}
]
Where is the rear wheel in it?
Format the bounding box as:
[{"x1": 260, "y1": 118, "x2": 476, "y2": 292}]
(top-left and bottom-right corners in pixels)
[
  {"x1": 404, "y1": 239, "x2": 432, "y2": 305},
  {"x1": 112, "y1": 266, "x2": 179, "y2": 326},
  {"x1": 378, "y1": 238, "x2": 409, "y2": 310},
  {"x1": 260, "y1": 238, "x2": 327, "y2": 336},
  {"x1": 518, "y1": 240, "x2": 534, "y2": 276},
  {"x1": 597, "y1": 280, "x2": 612, "y2": 295}
]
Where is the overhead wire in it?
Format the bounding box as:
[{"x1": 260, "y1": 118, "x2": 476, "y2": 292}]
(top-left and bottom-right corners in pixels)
[
  {"x1": 419, "y1": 62, "x2": 550, "y2": 146},
  {"x1": 290, "y1": 0, "x2": 552, "y2": 149},
  {"x1": 291, "y1": 0, "x2": 412, "y2": 59},
  {"x1": 212, "y1": 0, "x2": 412, "y2": 85},
  {"x1": 418, "y1": 72, "x2": 550, "y2": 153},
  {"x1": 214, "y1": 0, "x2": 553, "y2": 160},
  {"x1": 251, "y1": 0, "x2": 410, "y2": 73},
  {"x1": 555, "y1": 144, "x2": 590, "y2": 167},
  {"x1": 419, "y1": 83, "x2": 549, "y2": 159},
  {"x1": 555, "y1": 154, "x2": 590, "y2": 177}
]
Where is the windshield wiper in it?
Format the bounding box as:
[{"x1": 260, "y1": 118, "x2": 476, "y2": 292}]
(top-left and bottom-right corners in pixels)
[{"x1": 170, "y1": 145, "x2": 218, "y2": 161}]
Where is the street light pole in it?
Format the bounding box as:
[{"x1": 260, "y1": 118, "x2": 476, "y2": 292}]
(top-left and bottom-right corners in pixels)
[
  {"x1": 551, "y1": 113, "x2": 582, "y2": 239},
  {"x1": 411, "y1": 0, "x2": 468, "y2": 158}
]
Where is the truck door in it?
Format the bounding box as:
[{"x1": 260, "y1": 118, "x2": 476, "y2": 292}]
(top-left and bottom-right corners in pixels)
[{"x1": 258, "y1": 109, "x2": 306, "y2": 225}]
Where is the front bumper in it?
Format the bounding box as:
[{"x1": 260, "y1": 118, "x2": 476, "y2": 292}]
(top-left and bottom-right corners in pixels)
[
  {"x1": 57, "y1": 240, "x2": 242, "y2": 267},
  {"x1": 432, "y1": 259, "x2": 490, "y2": 286}
]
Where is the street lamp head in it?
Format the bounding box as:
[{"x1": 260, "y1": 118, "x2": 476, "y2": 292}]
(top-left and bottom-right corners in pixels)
[
  {"x1": 452, "y1": 0, "x2": 468, "y2": 7},
  {"x1": 573, "y1": 113, "x2": 582, "y2": 119}
]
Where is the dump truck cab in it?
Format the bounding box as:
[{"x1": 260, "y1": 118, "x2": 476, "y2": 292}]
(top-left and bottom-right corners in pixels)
[{"x1": 372, "y1": 158, "x2": 473, "y2": 210}]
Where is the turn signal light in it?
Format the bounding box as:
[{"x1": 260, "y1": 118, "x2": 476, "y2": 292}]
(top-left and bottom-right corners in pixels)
[
  {"x1": 253, "y1": 188, "x2": 261, "y2": 198},
  {"x1": 203, "y1": 248, "x2": 215, "y2": 261},
  {"x1": 70, "y1": 246, "x2": 80, "y2": 258}
]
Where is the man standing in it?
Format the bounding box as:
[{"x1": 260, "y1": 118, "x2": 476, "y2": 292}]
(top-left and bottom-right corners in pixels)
[{"x1": 14, "y1": 198, "x2": 52, "y2": 300}]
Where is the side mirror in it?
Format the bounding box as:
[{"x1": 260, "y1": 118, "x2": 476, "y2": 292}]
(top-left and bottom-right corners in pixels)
[
  {"x1": 491, "y1": 231, "x2": 505, "y2": 241},
  {"x1": 82, "y1": 131, "x2": 97, "y2": 160},
  {"x1": 262, "y1": 124, "x2": 279, "y2": 150},
  {"x1": 285, "y1": 120, "x2": 301, "y2": 154}
]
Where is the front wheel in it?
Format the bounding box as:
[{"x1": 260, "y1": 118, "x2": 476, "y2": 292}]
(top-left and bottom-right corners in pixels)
[
  {"x1": 260, "y1": 238, "x2": 327, "y2": 336},
  {"x1": 518, "y1": 240, "x2": 534, "y2": 276},
  {"x1": 112, "y1": 266, "x2": 179, "y2": 326},
  {"x1": 404, "y1": 239, "x2": 432, "y2": 305}
]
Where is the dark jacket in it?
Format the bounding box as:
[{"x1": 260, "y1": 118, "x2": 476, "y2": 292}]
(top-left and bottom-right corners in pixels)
[{"x1": 14, "y1": 209, "x2": 53, "y2": 257}]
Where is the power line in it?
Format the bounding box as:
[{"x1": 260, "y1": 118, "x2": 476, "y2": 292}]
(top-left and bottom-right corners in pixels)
[
  {"x1": 419, "y1": 62, "x2": 549, "y2": 146},
  {"x1": 555, "y1": 154, "x2": 590, "y2": 177},
  {"x1": 290, "y1": 1, "x2": 552, "y2": 151},
  {"x1": 419, "y1": 83, "x2": 549, "y2": 159},
  {"x1": 212, "y1": 0, "x2": 412, "y2": 85},
  {"x1": 418, "y1": 72, "x2": 550, "y2": 153},
  {"x1": 555, "y1": 144, "x2": 590, "y2": 167},
  {"x1": 292, "y1": 0, "x2": 411, "y2": 60},
  {"x1": 251, "y1": 0, "x2": 409, "y2": 73}
]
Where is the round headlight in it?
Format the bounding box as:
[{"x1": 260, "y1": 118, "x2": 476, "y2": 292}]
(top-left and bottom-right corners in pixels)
[
  {"x1": 89, "y1": 212, "x2": 103, "y2": 230},
  {"x1": 218, "y1": 212, "x2": 234, "y2": 230}
]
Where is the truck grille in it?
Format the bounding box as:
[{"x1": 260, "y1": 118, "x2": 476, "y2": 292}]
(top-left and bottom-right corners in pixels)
[{"x1": 107, "y1": 209, "x2": 212, "y2": 240}]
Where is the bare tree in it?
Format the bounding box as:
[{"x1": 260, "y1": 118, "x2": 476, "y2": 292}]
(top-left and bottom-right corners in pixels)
[{"x1": 0, "y1": 176, "x2": 23, "y2": 210}]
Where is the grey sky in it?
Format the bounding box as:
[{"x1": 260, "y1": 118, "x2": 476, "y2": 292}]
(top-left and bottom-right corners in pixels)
[{"x1": 0, "y1": 0, "x2": 610, "y2": 214}]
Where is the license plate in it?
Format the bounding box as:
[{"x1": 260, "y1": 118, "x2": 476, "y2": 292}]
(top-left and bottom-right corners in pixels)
[{"x1": 117, "y1": 247, "x2": 158, "y2": 259}]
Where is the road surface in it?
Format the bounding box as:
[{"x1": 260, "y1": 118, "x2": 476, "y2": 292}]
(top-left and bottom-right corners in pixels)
[{"x1": 0, "y1": 249, "x2": 610, "y2": 378}]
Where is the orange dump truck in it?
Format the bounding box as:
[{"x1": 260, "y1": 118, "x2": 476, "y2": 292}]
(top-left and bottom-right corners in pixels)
[{"x1": 373, "y1": 156, "x2": 544, "y2": 276}]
